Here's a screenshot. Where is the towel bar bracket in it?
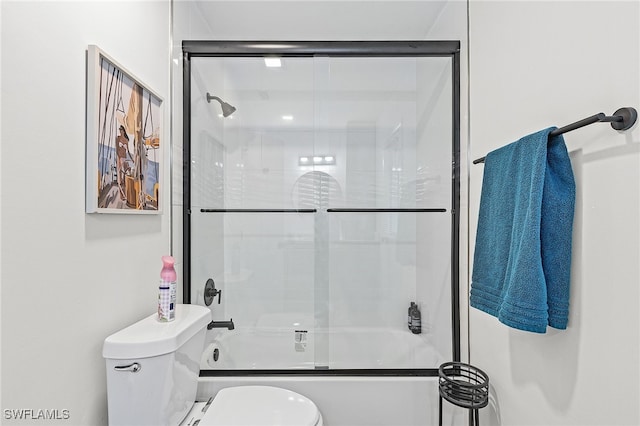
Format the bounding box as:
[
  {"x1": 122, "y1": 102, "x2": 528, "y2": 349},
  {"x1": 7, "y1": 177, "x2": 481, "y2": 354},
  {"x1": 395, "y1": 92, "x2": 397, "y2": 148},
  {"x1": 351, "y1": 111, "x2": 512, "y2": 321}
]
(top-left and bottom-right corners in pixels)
[{"x1": 610, "y1": 107, "x2": 637, "y2": 131}]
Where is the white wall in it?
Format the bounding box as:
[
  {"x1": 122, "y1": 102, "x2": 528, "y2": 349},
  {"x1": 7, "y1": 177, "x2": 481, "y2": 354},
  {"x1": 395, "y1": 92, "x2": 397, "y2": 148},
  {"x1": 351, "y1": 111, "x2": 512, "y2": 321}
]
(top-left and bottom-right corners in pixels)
[
  {"x1": 468, "y1": 1, "x2": 640, "y2": 425},
  {"x1": 171, "y1": 0, "x2": 216, "y2": 306},
  {"x1": 1, "y1": 1, "x2": 171, "y2": 425}
]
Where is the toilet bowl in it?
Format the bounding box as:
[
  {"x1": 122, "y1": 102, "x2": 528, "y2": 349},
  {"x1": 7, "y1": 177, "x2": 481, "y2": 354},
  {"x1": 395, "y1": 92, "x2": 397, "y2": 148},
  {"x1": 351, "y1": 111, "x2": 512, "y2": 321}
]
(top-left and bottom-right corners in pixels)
[
  {"x1": 182, "y1": 386, "x2": 323, "y2": 426},
  {"x1": 103, "y1": 304, "x2": 323, "y2": 426}
]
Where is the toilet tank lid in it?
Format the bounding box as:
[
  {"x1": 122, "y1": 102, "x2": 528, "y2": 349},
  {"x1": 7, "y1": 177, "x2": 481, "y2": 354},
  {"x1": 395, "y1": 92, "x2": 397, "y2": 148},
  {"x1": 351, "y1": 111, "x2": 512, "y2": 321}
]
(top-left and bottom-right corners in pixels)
[{"x1": 102, "y1": 304, "x2": 211, "y2": 359}]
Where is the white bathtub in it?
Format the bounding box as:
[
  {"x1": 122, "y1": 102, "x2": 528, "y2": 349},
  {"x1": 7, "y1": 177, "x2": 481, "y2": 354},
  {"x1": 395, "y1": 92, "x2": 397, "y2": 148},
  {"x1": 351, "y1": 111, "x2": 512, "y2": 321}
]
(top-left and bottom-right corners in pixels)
[
  {"x1": 201, "y1": 327, "x2": 443, "y2": 370},
  {"x1": 197, "y1": 328, "x2": 463, "y2": 426}
]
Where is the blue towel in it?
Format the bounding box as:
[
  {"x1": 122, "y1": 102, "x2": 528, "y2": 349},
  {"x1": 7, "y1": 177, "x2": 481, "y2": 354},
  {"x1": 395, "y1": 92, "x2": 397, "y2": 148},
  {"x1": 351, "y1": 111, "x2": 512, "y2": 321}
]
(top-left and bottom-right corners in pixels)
[{"x1": 470, "y1": 128, "x2": 576, "y2": 333}]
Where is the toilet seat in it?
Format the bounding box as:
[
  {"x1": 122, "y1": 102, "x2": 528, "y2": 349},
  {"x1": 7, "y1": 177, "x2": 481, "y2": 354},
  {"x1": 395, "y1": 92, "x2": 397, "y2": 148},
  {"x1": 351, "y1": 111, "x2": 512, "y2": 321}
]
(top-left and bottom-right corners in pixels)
[{"x1": 183, "y1": 386, "x2": 322, "y2": 426}]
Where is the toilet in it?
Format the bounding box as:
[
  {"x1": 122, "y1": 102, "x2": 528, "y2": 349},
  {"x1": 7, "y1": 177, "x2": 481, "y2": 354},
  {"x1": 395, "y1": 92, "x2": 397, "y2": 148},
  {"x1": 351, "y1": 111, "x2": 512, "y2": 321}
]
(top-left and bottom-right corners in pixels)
[{"x1": 103, "y1": 304, "x2": 323, "y2": 426}]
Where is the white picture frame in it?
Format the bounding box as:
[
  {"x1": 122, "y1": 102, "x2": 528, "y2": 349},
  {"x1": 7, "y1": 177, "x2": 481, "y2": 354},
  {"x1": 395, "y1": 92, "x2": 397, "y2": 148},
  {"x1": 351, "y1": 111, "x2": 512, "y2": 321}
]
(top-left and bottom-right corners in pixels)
[{"x1": 86, "y1": 45, "x2": 163, "y2": 214}]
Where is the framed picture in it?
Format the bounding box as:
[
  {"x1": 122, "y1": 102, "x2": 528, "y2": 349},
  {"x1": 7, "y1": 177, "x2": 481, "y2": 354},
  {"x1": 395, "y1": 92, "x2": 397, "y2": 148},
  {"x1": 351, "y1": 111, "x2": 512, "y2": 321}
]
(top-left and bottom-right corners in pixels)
[{"x1": 86, "y1": 45, "x2": 163, "y2": 214}]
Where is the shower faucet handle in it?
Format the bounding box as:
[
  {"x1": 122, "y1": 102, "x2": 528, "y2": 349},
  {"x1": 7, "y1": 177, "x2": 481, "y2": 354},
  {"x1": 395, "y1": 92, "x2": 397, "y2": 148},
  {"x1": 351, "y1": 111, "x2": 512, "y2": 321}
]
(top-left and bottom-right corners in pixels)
[{"x1": 204, "y1": 278, "x2": 221, "y2": 306}]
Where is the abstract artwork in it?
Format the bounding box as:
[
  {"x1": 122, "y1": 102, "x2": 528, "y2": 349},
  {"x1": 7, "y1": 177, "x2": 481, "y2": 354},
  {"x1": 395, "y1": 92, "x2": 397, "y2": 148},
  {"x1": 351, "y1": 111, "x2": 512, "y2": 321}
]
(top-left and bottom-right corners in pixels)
[{"x1": 86, "y1": 45, "x2": 163, "y2": 213}]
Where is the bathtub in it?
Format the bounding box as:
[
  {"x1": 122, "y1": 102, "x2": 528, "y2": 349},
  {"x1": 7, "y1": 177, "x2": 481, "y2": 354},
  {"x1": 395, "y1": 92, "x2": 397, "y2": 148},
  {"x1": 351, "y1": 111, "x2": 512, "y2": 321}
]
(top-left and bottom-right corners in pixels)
[
  {"x1": 198, "y1": 327, "x2": 463, "y2": 425},
  {"x1": 201, "y1": 327, "x2": 442, "y2": 370}
]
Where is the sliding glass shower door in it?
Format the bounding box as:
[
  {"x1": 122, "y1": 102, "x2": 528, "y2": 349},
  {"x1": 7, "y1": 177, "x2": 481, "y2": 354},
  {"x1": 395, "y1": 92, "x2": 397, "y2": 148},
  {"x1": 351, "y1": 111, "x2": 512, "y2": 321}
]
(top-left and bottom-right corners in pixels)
[{"x1": 184, "y1": 42, "x2": 459, "y2": 373}]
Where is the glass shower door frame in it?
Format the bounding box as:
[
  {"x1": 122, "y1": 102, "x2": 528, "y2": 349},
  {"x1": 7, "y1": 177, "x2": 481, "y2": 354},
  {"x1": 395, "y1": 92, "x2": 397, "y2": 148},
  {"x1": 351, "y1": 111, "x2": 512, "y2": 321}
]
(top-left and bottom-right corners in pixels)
[{"x1": 182, "y1": 40, "x2": 461, "y2": 376}]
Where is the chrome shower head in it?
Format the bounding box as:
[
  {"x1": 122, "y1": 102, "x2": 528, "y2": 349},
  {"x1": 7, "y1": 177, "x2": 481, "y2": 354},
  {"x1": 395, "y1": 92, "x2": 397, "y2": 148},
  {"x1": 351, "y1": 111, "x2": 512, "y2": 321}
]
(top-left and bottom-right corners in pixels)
[{"x1": 206, "y1": 93, "x2": 236, "y2": 117}]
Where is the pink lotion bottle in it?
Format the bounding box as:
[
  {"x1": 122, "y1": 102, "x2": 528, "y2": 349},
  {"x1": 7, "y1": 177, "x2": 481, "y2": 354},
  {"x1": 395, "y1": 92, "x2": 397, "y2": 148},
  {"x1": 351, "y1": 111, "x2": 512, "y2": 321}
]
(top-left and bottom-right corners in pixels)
[{"x1": 158, "y1": 255, "x2": 177, "y2": 322}]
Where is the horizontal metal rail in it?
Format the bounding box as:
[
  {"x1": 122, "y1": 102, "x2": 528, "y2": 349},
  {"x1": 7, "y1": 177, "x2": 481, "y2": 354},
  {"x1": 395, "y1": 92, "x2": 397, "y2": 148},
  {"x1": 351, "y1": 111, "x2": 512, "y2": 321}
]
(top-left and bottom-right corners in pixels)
[
  {"x1": 201, "y1": 209, "x2": 317, "y2": 213},
  {"x1": 326, "y1": 208, "x2": 447, "y2": 213},
  {"x1": 200, "y1": 208, "x2": 447, "y2": 213}
]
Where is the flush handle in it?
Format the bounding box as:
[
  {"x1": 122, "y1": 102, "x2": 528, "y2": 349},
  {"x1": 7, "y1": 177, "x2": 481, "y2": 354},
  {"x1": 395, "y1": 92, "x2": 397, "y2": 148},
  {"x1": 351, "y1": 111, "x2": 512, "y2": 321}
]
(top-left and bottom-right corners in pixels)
[{"x1": 114, "y1": 362, "x2": 141, "y2": 373}]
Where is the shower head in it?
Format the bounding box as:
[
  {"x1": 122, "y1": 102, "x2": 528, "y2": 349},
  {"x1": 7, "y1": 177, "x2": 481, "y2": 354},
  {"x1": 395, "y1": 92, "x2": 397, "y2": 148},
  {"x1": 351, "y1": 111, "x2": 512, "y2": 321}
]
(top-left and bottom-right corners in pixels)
[{"x1": 206, "y1": 93, "x2": 236, "y2": 117}]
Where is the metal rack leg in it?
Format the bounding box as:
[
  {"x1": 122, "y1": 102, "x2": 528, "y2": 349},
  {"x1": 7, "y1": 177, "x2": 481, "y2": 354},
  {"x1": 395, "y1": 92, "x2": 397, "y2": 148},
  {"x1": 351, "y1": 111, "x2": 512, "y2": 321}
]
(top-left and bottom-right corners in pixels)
[
  {"x1": 438, "y1": 396, "x2": 443, "y2": 426},
  {"x1": 472, "y1": 408, "x2": 480, "y2": 426}
]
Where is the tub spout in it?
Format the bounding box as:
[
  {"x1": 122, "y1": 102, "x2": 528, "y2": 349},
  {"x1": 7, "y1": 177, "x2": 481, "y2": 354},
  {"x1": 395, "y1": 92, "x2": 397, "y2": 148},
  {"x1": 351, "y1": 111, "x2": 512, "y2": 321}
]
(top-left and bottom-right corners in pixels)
[{"x1": 207, "y1": 319, "x2": 234, "y2": 330}]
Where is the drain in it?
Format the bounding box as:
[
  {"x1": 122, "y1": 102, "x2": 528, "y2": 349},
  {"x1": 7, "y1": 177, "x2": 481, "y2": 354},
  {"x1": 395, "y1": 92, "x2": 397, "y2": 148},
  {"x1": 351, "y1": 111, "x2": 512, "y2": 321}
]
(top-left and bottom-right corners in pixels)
[{"x1": 213, "y1": 348, "x2": 219, "y2": 362}]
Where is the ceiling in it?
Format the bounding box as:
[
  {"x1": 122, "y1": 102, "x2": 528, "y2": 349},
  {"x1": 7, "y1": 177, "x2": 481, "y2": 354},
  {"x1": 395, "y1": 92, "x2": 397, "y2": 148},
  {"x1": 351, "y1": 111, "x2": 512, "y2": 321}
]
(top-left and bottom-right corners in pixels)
[{"x1": 187, "y1": 1, "x2": 450, "y2": 41}]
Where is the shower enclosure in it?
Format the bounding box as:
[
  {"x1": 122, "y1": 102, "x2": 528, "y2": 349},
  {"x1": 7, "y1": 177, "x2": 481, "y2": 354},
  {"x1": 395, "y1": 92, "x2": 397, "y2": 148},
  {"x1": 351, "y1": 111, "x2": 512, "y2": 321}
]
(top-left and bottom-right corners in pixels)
[{"x1": 183, "y1": 41, "x2": 460, "y2": 374}]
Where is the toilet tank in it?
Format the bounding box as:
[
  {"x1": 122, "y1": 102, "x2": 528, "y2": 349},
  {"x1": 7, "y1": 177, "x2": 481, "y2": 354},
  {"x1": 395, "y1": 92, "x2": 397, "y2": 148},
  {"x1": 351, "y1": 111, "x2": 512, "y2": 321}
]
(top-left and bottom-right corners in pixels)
[{"x1": 103, "y1": 304, "x2": 211, "y2": 426}]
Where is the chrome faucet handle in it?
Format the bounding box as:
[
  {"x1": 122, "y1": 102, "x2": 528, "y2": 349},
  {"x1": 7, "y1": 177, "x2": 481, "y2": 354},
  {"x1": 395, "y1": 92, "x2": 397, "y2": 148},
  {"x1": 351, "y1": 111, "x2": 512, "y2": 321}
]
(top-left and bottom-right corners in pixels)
[{"x1": 204, "y1": 278, "x2": 221, "y2": 306}]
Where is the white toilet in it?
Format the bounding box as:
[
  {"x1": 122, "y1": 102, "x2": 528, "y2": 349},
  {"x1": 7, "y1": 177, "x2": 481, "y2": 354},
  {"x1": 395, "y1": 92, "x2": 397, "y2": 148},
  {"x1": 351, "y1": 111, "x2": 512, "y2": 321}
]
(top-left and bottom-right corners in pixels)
[{"x1": 103, "y1": 304, "x2": 323, "y2": 426}]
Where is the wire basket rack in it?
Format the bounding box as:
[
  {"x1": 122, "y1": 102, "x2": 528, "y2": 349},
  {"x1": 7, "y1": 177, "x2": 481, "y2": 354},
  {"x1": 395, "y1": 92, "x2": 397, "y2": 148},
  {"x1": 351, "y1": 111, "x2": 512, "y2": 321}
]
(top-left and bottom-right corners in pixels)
[{"x1": 438, "y1": 362, "x2": 489, "y2": 426}]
